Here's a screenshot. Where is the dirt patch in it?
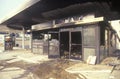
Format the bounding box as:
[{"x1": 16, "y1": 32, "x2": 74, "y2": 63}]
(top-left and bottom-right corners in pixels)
[
  {"x1": 32, "y1": 59, "x2": 81, "y2": 79},
  {"x1": 0, "y1": 59, "x2": 81, "y2": 79}
]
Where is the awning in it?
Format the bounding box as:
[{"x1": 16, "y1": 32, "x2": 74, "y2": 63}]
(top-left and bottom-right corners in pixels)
[{"x1": 1, "y1": 0, "x2": 120, "y2": 30}]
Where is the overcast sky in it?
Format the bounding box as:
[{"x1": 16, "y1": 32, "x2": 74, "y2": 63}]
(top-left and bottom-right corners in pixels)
[
  {"x1": 0, "y1": 0, "x2": 25, "y2": 21},
  {"x1": 0, "y1": 0, "x2": 40, "y2": 24}
]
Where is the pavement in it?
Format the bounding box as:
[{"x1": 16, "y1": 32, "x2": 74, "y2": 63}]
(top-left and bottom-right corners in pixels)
[
  {"x1": 0, "y1": 48, "x2": 49, "y2": 64},
  {"x1": 0, "y1": 48, "x2": 120, "y2": 79},
  {"x1": 66, "y1": 63, "x2": 113, "y2": 79},
  {"x1": 0, "y1": 67, "x2": 26, "y2": 79},
  {"x1": 66, "y1": 57, "x2": 120, "y2": 79},
  {"x1": 0, "y1": 48, "x2": 50, "y2": 79}
]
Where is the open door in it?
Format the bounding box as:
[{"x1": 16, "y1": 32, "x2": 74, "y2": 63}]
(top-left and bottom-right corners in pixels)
[
  {"x1": 60, "y1": 29, "x2": 82, "y2": 60},
  {"x1": 70, "y1": 31, "x2": 82, "y2": 59},
  {"x1": 60, "y1": 31, "x2": 70, "y2": 58}
]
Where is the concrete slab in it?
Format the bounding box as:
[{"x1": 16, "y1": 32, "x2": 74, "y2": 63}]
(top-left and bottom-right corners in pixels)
[
  {"x1": 66, "y1": 63, "x2": 114, "y2": 79},
  {"x1": 0, "y1": 67, "x2": 37, "y2": 79},
  {"x1": 0, "y1": 49, "x2": 50, "y2": 78},
  {"x1": 0, "y1": 67, "x2": 25, "y2": 79},
  {"x1": 17, "y1": 56, "x2": 40, "y2": 64},
  {"x1": 0, "y1": 66, "x2": 4, "y2": 69},
  {"x1": 0, "y1": 52, "x2": 17, "y2": 60},
  {"x1": 6, "y1": 58, "x2": 21, "y2": 63},
  {"x1": 17, "y1": 55, "x2": 49, "y2": 64},
  {"x1": 109, "y1": 70, "x2": 120, "y2": 79},
  {"x1": 0, "y1": 49, "x2": 50, "y2": 64}
]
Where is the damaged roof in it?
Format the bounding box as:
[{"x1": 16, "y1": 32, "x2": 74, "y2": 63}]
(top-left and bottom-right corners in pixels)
[{"x1": 1, "y1": 0, "x2": 120, "y2": 30}]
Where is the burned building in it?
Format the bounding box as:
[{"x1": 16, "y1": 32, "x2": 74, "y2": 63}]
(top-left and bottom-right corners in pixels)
[
  {"x1": 32, "y1": 15, "x2": 118, "y2": 64},
  {"x1": 1, "y1": 1, "x2": 119, "y2": 64},
  {"x1": 31, "y1": 2, "x2": 120, "y2": 64},
  {"x1": 31, "y1": 2, "x2": 119, "y2": 64}
]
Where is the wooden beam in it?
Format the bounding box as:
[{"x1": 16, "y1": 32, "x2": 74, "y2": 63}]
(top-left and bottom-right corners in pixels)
[{"x1": 75, "y1": 17, "x2": 104, "y2": 25}]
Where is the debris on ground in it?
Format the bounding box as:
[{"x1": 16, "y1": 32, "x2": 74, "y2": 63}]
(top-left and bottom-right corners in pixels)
[
  {"x1": 101, "y1": 57, "x2": 118, "y2": 65},
  {"x1": 0, "y1": 58, "x2": 82, "y2": 79},
  {"x1": 32, "y1": 59, "x2": 82, "y2": 79}
]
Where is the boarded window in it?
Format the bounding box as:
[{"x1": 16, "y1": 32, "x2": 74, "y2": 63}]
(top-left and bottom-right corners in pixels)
[{"x1": 83, "y1": 26, "x2": 96, "y2": 46}]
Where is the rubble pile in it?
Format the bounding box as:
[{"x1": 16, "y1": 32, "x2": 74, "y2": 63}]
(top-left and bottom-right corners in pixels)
[{"x1": 33, "y1": 59, "x2": 81, "y2": 79}]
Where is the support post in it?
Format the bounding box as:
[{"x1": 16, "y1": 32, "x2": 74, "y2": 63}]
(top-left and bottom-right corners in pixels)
[
  {"x1": 31, "y1": 30, "x2": 33, "y2": 52},
  {"x1": 22, "y1": 27, "x2": 25, "y2": 49},
  {"x1": 115, "y1": 33, "x2": 117, "y2": 48},
  {"x1": 108, "y1": 30, "x2": 111, "y2": 56},
  {"x1": 29, "y1": 29, "x2": 32, "y2": 49},
  {"x1": 69, "y1": 31, "x2": 71, "y2": 60},
  {"x1": 48, "y1": 32, "x2": 50, "y2": 56}
]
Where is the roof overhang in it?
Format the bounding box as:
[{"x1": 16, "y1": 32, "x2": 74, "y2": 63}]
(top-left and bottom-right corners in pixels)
[
  {"x1": 1, "y1": 0, "x2": 120, "y2": 30},
  {"x1": 0, "y1": 0, "x2": 40, "y2": 24},
  {"x1": 32, "y1": 16, "x2": 104, "y2": 31}
]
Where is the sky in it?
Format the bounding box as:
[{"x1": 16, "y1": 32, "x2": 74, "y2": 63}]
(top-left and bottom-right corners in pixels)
[
  {"x1": 0, "y1": 0, "x2": 26, "y2": 23},
  {"x1": 0, "y1": 0, "x2": 40, "y2": 24}
]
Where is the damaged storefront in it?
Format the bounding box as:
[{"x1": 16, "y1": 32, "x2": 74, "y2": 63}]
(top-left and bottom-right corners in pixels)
[{"x1": 32, "y1": 15, "x2": 117, "y2": 64}]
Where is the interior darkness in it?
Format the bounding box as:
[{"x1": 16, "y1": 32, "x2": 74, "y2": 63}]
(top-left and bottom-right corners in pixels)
[
  {"x1": 50, "y1": 33, "x2": 59, "y2": 40},
  {"x1": 100, "y1": 26, "x2": 105, "y2": 45},
  {"x1": 71, "y1": 32, "x2": 82, "y2": 44},
  {"x1": 71, "y1": 32, "x2": 82, "y2": 59},
  {"x1": 32, "y1": 31, "x2": 44, "y2": 40},
  {"x1": 60, "y1": 31, "x2": 82, "y2": 59},
  {"x1": 60, "y1": 32, "x2": 69, "y2": 57}
]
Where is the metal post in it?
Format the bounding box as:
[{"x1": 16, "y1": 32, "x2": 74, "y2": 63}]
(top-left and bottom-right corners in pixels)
[
  {"x1": 48, "y1": 32, "x2": 50, "y2": 56},
  {"x1": 69, "y1": 31, "x2": 71, "y2": 60},
  {"x1": 53, "y1": 20, "x2": 55, "y2": 26},
  {"x1": 58, "y1": 31, "x2": 60, "y2": 58},
  {"x1": 31, "y1": 30, "x2": 33, "y2": 52},
  {"x1": 29, "y1": 30, "x2": 32, "y2": 49},
  {"x1": 22, "y1": 27, "x2": 25, "y2": 49},
  {"x1": 108, "y1": 30, "x2": 111, "y2": 56},
  {"x1": 96, "y1": 25, "x2": 100, "y2": 64},
  {"x1": 115, "y1": 33, "x2": 117, "y2": 48}
]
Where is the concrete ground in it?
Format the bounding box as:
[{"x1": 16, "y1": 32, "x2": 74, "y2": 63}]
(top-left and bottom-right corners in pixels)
[
  {"x1": 0, "y1": 48, "x2": 50, "y2": 79},
  {"x1": 109, "y1": 59, "x2": 120, "y2": 79},
  {"x1": 66, "y1": 57, "x2": 120, "y2": 79},
  {"x1": 0, "y1": 48, "x2": 120, "y2": 79},
  {"x1": 66, "y1": 63, "x2": 113, "y2": 79}
]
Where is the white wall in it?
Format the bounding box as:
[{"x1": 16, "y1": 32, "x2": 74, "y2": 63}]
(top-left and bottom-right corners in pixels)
[{"x1": 110, "y1": 20, "x2": 120, "y2": 49}]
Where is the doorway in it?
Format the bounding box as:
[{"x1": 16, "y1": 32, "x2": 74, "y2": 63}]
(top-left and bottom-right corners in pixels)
[
  {"x1": 60, "y1": 30, "x2": 82, "y2": 60},
  {"x1": 71, "y1": 31, "x2": 82, "y2": 59},
  {"x1": 60, "y1": 31, "x2": 69, "y2": 58}
]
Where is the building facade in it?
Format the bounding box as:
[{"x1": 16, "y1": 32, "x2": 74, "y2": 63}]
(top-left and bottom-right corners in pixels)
[{"x1": 32, "y1": 14, "x2": 118, "y2": 64}]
